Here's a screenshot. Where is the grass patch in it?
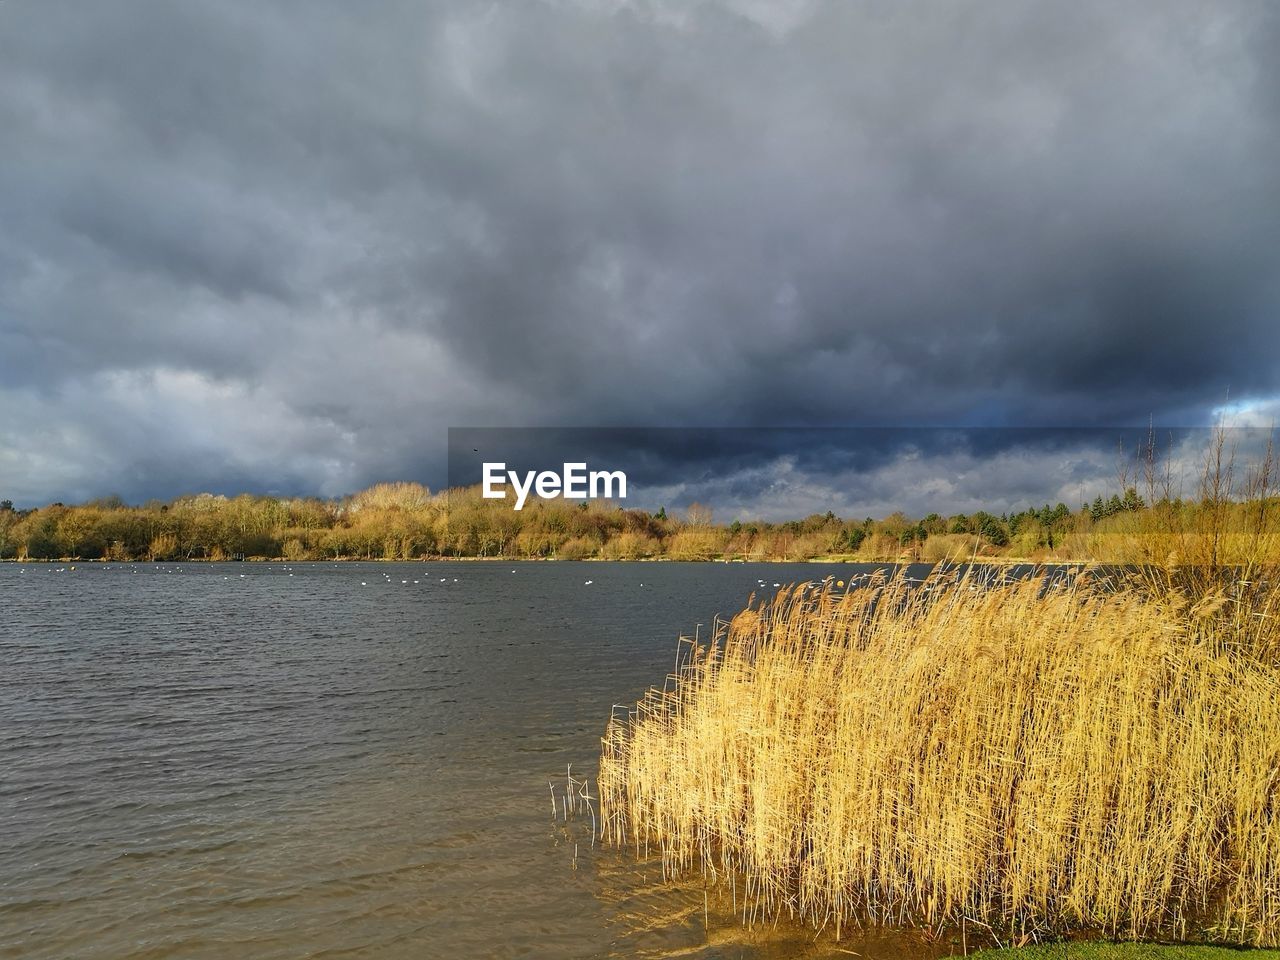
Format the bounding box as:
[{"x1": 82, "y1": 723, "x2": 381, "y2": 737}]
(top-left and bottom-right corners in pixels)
[{"x1": 975, "y1": 945, "x2": 1280, "y2": 960}]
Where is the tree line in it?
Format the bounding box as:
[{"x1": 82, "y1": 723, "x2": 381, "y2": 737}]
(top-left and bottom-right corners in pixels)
[{"x1": 4, "y1": 479, "x2": 1262, "y2": 563}]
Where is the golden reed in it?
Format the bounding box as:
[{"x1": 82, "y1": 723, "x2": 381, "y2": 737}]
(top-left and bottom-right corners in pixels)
[{"x1": 599, "y1": 571, "x2": 1280, "y2": 944}]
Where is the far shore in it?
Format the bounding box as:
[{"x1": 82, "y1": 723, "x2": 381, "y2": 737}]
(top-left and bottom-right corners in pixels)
[{"x1": 1, "y1": 554, "x2": 1095, "y2": 565}]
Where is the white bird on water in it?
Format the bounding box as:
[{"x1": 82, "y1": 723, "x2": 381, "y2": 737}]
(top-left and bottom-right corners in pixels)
[{"x1": 584, "y1": 580, "x2": 593, "y2": 585}]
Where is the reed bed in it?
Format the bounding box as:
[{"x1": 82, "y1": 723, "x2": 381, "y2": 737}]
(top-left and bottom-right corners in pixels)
[{"x1": 598, "y1": 572, "x2": 1280, "y2": 945}]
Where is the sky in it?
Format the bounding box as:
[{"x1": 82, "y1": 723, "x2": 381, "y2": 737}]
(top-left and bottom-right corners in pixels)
[{"x1": 2, "y1": 0, "x2": 1279, "y2": 515}]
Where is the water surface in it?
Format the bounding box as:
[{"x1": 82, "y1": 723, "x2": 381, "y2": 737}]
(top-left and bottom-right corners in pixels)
[{"x1": 2, "y1": 560, "x2": 960, "y2": 959}]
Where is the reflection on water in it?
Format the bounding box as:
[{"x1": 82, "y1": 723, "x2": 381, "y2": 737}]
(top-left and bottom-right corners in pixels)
[
  {"x1": 1, "y1": 560, "x2": 961, "y2": 959},
  {"x1": 580, "y1": 831, "x2": 962, "y2": 960},
  {"x1": 540, "y1": 778, "x2": 967, "y2": 960}
]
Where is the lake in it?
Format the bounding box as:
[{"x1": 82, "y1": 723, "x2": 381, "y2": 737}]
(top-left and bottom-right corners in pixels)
[{"x1": 1, "y1": 560, "x2": 958, "y2": 959}]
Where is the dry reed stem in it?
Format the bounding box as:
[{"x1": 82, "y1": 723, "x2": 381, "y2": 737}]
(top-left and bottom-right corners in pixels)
[{"x1": 599, "y1": 572, "x2": 1280, "y2": 944}]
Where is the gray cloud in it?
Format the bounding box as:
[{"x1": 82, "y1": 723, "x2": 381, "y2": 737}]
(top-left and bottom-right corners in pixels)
[
  {"x1": 448, "y1": 425, "x2": 1277, "y2": 519},
  {"x1": 2, "y1": 0, "x2": 1278, "y2": 507}
]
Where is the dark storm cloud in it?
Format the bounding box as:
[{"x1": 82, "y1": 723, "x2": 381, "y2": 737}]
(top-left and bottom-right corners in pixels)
[
  {"x1": 448, "y1": 425, "x2": 1262, "y2": 519},
  {"x1": 2, "y1": 0, "x2": 1279, "y2": 508}
]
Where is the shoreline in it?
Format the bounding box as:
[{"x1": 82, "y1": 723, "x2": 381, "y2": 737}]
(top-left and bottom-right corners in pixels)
[{"x1": 0, "y1": 555, "x2": 1096, "y2": 565}]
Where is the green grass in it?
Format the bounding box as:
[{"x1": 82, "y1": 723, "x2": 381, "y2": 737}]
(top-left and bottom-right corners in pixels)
[{"x1": 975, "y1": 945, "x2": 1280, "y2": 960}]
